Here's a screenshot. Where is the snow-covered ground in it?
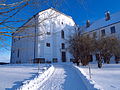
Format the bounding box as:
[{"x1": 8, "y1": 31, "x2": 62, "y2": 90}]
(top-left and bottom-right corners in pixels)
[
  {"x1": 19, "y1": 65, "x2": 54, "y2": 90},
  {"x1": 77, "y1": 63, "x2": 120, "y2": 90},
  {"x1": 38, "y1": 64, "x2": 96, "y2": 90},
  {"x1": 1, "y1": 63, "x2": 119, "y2": 90},
  {"x1": 0, "y1": 64, "x2": 48, "y2": 90}
]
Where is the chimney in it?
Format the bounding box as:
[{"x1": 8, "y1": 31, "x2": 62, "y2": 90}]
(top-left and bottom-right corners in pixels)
[
  {"x1": 105, "y1": 11, "x2": 110, "y2": 21},
  {"x1": 86, "y1": 20, "x2": 90, "y2": 27}
]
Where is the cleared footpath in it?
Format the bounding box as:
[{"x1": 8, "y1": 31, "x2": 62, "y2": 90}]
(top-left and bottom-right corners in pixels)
[{"x1": 39, "y1": 64, "x2": 88, "y2": 90}]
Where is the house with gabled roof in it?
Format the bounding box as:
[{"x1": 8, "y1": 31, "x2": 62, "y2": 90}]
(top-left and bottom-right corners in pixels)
[
  {"x1": 10, "y1": 8, "x2": 76, "y2": 63},
  {"x1": 83, "y1": 11, "x2": 120, "y2": 39},
  {"x1": 81, "y1": 11, "x2": 120, "y2": 62}
]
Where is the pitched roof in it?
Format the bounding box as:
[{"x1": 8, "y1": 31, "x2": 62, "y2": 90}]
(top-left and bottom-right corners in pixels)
[
  {"x1": 50, "y1": 7, "x2": 72, "y2": 19},
  {"x1": 12, "y1": 8, "x2": 73, "y2": 35},
  {"x1": 85, "y1": 11, "x2": 120, "y2": 32}
]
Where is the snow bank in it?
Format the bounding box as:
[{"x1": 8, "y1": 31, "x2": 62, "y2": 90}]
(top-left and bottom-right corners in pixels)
[
  {"x1": 0, "y1": 64, "x2": 39, "y2": 90},
  {"x1": 18, "y1": 65, "x2": 55, "y2": 90},
  {"x1": 73, "y1": 65, "x2": 103, "y2": 90},
  {"x1": 79, "y1": 64, "x2": 120, "y2": 90}
]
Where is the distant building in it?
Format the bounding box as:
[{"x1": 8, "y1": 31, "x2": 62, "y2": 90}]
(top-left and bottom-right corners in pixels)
[
  {"x1": 82, "y1": 11, "x2": 120, "y2": 39},
  {"x1": 10, "y1": 8, "x2": 76, "y2": 63},
  {"x1": 81, "y1": 11, "x2": 120, "y2": 62}
]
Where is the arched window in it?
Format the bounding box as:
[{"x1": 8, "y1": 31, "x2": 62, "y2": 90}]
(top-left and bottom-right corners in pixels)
[{"x1": 61, "y1": 30, "x2": 64, "y2": 39}]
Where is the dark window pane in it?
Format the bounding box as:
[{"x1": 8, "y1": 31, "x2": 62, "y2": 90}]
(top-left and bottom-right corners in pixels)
[
  {"x1": 46, "y1": 43, "x2": 50, "y2": 47},
  {"x1": 101, "y1": 29, "x2": 105, "y2": 36},
  {"x1": 17, "y1": 49, "x2": 19, "y2": 58},
  {"x1": 61, "y1": 30, "x2": 64, "y2": 39},
  {"x1": 19, "y1": 36, "x2": 20, "y2": 40},
  {"x1": 47, "y1": 32, "x2": 51, "y2": 35},
  {"x1": 111, "y1": 26, "x2": 116, "y2": 34},
  {"x1": 62, "y1": 43, "x2": 65, "y2": 49},
  {"x1": 96, "y1": 54, "x2": 99, "y2": 60},
  {"x1": 88, "y1": 55, "x2": 93, "y2": 62}
]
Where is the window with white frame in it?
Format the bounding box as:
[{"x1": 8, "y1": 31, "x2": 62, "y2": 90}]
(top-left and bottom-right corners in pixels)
[{"x1": 110, "y1": 26, "x2": 116, "y2": 34}]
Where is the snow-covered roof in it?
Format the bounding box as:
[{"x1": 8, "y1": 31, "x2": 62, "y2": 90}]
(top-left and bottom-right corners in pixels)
[{"x1": 85, "y1": 11, "x2": 120, "y2": 32}]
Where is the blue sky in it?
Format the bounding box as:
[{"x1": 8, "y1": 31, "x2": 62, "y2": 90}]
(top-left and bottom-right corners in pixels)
[{"x1": 1, "y1": 0, "x2": 120, "y2": 62}]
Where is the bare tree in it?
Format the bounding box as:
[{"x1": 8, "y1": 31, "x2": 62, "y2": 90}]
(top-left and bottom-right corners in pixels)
[
  {"x1": 0, "y1": 0, "x2": 62, "y2": 49},
  {"x1": 68, "y1": 28, "x2": 81, "y2": 65},
  {"x1": 68, "y1": 29, "x2": 96, "y2": 66},
  {"x1": 68, "y1": 30, "x2": 120, "y2": 67},
  {"x1": 107, "y1": 37, "x2": 120, "y2": 64},
  {"x1": 96, "y1": 36, "x2": 120, "y2": 64}
]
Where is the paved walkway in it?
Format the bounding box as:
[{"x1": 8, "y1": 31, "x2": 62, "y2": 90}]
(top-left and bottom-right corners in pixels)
[{"x1": 39, "y1": 64, "x2": 87, "y2": 90}]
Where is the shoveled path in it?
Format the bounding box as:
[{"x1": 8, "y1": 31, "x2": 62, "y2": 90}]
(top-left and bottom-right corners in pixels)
[{"x1": 39, "y1": 64, "x2": 88, "y2": 90}]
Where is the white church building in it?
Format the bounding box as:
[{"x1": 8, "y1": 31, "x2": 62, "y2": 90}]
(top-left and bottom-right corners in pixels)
[{"x1": 10, "y1": 8, "x2": 76, "y2": 63}]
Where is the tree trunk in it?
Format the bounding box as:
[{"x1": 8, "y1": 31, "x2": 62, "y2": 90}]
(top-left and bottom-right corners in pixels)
[{"x1": 98, "y1": 55, "x2": 102, "y2": 68}]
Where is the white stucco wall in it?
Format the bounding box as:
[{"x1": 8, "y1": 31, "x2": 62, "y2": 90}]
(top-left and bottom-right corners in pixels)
[
  {"x1": 83, "y1": 22, "x2": 120, "y2": 40},
  {"x1": 11, "y1": 8, "x2": 76, "y2": 63}
]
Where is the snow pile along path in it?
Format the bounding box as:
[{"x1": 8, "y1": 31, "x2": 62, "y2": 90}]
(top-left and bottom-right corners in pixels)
[
  {"x1": 0, "y1": 64, "x2": 39, "y2": 90},
  {"x1": 74, "y1": 65, "x2": 102, "y2": 90},
  {"x1": 39, "y1": 64, "x2": 89, "y2": 90},
  {"x1": 18, "y1": 65, "x2": 55, "y2": 90},
  {"x1": 77, "y1": 64, "x2": 120, "y2": 90}
]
